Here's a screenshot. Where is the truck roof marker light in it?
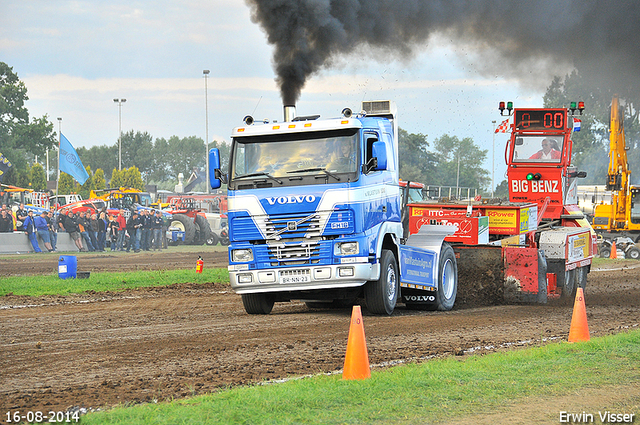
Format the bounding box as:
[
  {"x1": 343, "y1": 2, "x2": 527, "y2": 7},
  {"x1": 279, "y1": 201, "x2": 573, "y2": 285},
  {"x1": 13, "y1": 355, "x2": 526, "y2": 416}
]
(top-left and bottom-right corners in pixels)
[
  {"x1": 304, "y1": 123, "x2": 313, "y2": 127},
  {"x1": 272, "y1": 125, "x2": 280, "y2": 130},
  {"x1": 288, "y1": 124, "x2": 296, "y2": 129},
  {"x1": 237, "y1": 128, "x2": 245, "y2": 132}
]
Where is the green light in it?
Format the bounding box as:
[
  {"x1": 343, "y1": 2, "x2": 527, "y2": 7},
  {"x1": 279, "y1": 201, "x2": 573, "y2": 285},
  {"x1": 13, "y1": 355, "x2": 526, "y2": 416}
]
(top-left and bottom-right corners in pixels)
[
  {"x1": 507, "y1": 101, "x2": 513, "y2": 110},
  {"x1": 526, "y1": 173, "x2": 534, "y2": 180},
  {"x1": 570, "y1": 101, "x2": 577, "y2": 109}
]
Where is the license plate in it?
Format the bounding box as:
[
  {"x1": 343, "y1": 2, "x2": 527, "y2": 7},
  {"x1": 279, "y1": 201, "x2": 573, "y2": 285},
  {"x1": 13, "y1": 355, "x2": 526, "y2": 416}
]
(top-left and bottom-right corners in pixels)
[{"x1": 280, "y1": 275, "x2": 310, "y2": 284}]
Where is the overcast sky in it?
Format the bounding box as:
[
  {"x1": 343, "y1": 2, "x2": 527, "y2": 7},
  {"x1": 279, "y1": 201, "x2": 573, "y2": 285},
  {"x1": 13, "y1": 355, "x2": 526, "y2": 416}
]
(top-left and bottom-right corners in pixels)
[{"x1": 2, "y1": 0, "x2": 563, "y2": 188}]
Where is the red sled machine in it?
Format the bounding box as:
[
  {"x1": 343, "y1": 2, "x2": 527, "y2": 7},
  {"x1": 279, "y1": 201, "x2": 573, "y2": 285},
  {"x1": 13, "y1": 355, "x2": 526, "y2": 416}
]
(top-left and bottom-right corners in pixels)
[{"x1": 404, "y1": 102, "x2": 596, "y2": 307}]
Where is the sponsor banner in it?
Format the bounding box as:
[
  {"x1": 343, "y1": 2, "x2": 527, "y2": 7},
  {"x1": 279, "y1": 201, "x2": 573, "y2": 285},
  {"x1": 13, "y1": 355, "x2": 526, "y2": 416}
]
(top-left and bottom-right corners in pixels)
[
  {"x1": 410, "y1": 215, "x2": 488, "y2": 244},
  {"x1": 567, "y1": 232, "x2": 591, "y2": 262}
]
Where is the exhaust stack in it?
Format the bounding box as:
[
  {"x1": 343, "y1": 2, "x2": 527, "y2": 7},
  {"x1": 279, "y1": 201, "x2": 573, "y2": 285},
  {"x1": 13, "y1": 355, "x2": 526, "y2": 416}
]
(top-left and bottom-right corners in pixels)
[{"x1": 283, "y1": 104, "x2": 296, "y2": 122}]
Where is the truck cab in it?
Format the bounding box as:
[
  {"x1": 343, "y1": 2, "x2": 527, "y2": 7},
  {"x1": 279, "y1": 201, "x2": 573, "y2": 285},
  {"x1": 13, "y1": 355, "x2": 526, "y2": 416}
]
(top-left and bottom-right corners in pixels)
[{"x1": 209, "y1": 101, "x2": 457, "y2": 315}]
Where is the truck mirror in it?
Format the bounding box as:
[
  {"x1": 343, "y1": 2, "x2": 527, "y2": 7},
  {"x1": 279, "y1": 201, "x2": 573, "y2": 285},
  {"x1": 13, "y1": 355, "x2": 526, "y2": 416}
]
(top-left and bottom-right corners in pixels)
[
  {"x1": 208, "y1": 148, "x2": 223, "y2": 189},
  {"x1": 515, "y1": 137, "x2": 524, "y2": 146},
  {"x1": 372, "y1": 141, "x2": 387, "y2": 171}
]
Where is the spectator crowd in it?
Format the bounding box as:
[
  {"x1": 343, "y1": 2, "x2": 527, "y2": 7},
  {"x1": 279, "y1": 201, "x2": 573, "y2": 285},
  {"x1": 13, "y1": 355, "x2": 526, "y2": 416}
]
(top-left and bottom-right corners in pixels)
[{"x1": 0, "y1": 203, "x2": 166, "y2": 253}]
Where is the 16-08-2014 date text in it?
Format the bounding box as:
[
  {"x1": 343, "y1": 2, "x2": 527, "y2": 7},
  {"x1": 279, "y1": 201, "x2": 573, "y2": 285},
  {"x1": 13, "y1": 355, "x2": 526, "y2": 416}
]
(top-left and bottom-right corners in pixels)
[{"x1": 4, "y1": 410, "x2": 80, "y2": 423}]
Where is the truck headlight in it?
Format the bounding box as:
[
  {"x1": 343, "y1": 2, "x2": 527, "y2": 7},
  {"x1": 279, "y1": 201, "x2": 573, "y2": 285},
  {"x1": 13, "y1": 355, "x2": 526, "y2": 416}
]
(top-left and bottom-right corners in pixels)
[
  {"x1": 232, "y1": 249, "x2": 253, "y2": 262},
  {"x1": 339, "y1": 241, "x2": 359, "y2": 255}
]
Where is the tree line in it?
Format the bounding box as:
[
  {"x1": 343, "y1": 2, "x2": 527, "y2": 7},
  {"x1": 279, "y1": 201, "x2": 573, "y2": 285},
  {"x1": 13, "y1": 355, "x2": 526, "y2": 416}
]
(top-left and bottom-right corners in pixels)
[{"x1": 4, "y1": 60, "x2": 637, "y2": 198}]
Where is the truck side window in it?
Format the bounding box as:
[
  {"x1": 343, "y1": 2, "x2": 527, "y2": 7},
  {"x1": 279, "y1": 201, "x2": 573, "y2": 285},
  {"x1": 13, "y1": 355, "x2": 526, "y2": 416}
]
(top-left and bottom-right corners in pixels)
[{"x1": 364, "y1": 134, "x2": 379, "y2": 172}]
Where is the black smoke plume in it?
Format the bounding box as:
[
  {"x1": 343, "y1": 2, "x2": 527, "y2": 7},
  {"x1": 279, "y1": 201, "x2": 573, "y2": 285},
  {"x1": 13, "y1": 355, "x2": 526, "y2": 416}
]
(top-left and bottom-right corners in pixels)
[{"x1": 245, "y1": 0, "x2": 640, "y2": 104}]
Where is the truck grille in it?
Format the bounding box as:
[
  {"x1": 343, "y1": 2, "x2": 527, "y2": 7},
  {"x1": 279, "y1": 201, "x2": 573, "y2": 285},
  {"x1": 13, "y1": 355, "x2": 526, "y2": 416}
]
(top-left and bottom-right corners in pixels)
[
  {"x1": 267, "y1": 240, "x2": 321, "y2": 266},
  {"x1": 265, "y1": 212, "x2": 323, "y2": 239}
]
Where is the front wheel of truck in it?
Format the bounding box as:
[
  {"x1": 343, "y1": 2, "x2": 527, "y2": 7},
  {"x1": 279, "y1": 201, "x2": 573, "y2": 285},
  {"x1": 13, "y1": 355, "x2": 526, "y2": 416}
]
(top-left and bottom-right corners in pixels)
[
  {"x1": 242, "y1": 293, "x2": 275, "y2": 314},
  {"x1": 365, "y1": 249, "x2": 398, "y2": 315}
]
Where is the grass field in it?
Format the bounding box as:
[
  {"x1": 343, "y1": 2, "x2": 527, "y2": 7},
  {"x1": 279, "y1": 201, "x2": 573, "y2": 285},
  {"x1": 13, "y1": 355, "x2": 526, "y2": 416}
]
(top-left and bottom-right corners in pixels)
[
  {"x1": 0, "y1": 268, "x2": 230, "y2": 297},
  {"x1": 0, "y1": 256, "x2": 625, "y2": 298},
  {"x1": 80, "y1": 329, "x2": 640, "y2": 424}
]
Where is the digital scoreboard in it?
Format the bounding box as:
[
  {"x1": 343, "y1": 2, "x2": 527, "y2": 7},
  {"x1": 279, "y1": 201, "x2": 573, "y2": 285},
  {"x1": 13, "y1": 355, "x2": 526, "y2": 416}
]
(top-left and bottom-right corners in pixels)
[{"x1": 514, "y1": 109, "x2": 567, "y2": 131}]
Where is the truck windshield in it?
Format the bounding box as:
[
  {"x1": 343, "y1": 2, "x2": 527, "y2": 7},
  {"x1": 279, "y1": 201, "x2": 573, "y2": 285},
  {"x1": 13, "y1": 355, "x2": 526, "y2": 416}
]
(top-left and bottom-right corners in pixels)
[
  {"x1": 512, "y1": 135, "x2": 564, "y2": 163},
  {"x1": 231, "y1": 130, "x2": 359, "y2": 182}
]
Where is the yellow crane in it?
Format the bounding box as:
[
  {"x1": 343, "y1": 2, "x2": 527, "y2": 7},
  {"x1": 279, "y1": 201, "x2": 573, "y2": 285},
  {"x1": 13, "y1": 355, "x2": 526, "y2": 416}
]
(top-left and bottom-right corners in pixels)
[{"x1": 592, "y1": 95, "x2": 640, "y2": 253}]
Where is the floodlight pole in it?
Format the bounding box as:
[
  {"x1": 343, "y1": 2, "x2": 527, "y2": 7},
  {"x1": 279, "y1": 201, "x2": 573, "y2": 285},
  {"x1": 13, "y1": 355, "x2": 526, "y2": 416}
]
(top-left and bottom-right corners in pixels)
[
  {"x1": 204, "y1": 70, "x2": 210, "y2": 193},
  {"x1": 114, "y1": 98, "x2": 127, "y2": 170},
  {"x1": 492, "y1": 120, "x2": 496, "y2": 198}
]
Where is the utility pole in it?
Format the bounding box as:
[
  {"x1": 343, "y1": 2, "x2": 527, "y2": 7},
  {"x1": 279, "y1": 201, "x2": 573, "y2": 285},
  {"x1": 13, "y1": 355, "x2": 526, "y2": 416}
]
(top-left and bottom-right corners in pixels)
[
  {"x1": 114, "y1": 98, "x2": 126, "y2": 170},
  {"x1": 56, "y1": 117, "x2": 62, "y2": 196},
  {"x1": 203, "y1": 70, "x2": 210, "y2": 193}
]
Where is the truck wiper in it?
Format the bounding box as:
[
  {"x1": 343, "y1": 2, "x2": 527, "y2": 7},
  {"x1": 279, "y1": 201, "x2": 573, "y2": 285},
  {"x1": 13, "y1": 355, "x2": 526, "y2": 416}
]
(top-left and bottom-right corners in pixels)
[
  {"x1": 287, "y1": 167, "x2": 341, "y2": 181},
  {"x1": 234, "y1": 172, "x2": 282, "y2": 184}
]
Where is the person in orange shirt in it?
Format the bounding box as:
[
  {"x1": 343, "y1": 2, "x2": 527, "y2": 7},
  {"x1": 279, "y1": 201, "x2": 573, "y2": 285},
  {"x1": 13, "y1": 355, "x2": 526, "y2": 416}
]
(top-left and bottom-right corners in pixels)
[{"x1": 529, "y1": 138, "x2": 561, "y2": 160}]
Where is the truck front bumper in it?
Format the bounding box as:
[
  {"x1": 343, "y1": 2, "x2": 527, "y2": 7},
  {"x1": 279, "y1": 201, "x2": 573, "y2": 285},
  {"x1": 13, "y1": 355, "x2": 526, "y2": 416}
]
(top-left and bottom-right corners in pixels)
[{"x1": 228, "y1": 262, "x2": 380, "y2": 294}]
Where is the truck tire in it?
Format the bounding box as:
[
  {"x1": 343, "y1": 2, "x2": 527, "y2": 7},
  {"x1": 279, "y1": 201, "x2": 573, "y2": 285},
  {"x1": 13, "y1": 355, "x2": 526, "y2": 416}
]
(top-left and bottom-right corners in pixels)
[
  {"x1": 599, "y1": 248, "x2": 611, "y2": 258},
  {"x1": 434, "y1": 243, "x2": 457, "y2": 311},
  {"x1": 194, "y1": 215, "x2": 211, "y2": 245},
  {"x1": 242, "y1": 293, "x2": 275, "y2": 314},
  {"x1": 365, "y1": 249, "x2": 398, "y2": 315},
  {"x1": 170, "y1": 214, "x2": 195, "y2": 244}
]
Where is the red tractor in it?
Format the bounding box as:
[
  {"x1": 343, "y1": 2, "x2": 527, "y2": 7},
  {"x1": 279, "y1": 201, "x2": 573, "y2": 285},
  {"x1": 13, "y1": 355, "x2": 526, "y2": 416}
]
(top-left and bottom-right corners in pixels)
[{"x1": 165, "y1": 196, "x2": 211, "y2": 245}]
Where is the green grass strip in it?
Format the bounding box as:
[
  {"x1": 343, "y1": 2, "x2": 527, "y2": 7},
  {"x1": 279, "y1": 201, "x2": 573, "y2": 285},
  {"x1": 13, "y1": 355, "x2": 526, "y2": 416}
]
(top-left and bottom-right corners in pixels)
[
  {"x1": 82, "y1": 329, "x2": 640, "y2": 425},
  {"x1": 0, "y1": 268, "x2": 230, "y2": 297}
]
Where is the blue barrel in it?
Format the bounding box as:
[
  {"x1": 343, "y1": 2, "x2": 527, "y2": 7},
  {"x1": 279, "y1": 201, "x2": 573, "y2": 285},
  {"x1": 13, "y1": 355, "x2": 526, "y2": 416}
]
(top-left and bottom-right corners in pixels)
[{"x1": 58, "y1": 255, "x2": 77, "y2": 279}]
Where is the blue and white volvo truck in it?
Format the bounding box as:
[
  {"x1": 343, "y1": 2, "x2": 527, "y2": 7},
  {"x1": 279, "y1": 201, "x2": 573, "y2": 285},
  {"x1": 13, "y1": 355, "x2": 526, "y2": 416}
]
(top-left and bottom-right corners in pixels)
[{"x1": 208, "y1": 101, "x2": 458, "y2": 315}]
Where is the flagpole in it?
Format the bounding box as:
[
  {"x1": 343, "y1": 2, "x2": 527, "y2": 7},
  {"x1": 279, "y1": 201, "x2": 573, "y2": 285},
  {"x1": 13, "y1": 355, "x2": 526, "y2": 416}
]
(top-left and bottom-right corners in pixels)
[
  {"x1": 491, "y1": 120, "x2": 496, "y2": 198},
  {"x1": 56, "y1": 118, "x2": 62, "y2": 201}
]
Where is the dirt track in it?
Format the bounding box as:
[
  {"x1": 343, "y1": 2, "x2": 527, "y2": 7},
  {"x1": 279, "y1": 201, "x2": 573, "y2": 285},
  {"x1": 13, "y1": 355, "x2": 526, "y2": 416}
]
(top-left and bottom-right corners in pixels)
[{"x1": 1, "y1": 252, "x2": 639, "y2": 418}]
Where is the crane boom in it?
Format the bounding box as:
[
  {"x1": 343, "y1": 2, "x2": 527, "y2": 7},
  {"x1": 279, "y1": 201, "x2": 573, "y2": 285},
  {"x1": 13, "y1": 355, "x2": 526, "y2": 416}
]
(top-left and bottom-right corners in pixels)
[
  {"x1": 592, "y1": 95, "x2": 640, "y2": 243},
  {"x1": 606, "y1": 95, "x2": 629, "y2": 227}
]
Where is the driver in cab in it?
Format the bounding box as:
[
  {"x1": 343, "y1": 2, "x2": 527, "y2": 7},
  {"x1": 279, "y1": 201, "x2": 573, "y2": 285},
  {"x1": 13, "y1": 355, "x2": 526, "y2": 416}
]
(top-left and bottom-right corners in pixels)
[
  {"x1": 529, "y1": 138, "x2": 561, "y2": 160},
  {"x1": 327, "y1": 139, "x2": 356, "y2": 172}
]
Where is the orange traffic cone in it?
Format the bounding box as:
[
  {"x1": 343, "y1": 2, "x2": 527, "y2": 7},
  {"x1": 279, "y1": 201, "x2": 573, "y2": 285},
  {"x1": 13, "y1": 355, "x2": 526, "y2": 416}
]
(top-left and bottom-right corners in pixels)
[
  {"x1": 568, "y1": 287, "x2": 590, "y2": 342},
  {"x1": 610, "y1": 241, "x2": 617, "y2": 259},
  {"x1": 342, "y1": 305, "x2": 371, "y2": 380}
]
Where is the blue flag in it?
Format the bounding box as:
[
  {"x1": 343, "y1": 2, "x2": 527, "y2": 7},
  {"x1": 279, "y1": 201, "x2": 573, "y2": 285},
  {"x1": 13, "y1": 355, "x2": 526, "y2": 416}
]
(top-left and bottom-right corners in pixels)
[
  {"x1": 0, "y1": 152, "x2": 12, "y2": 182},
  {"x1": 59, "y1": 134, "x2": 90, "y2": 185}
]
